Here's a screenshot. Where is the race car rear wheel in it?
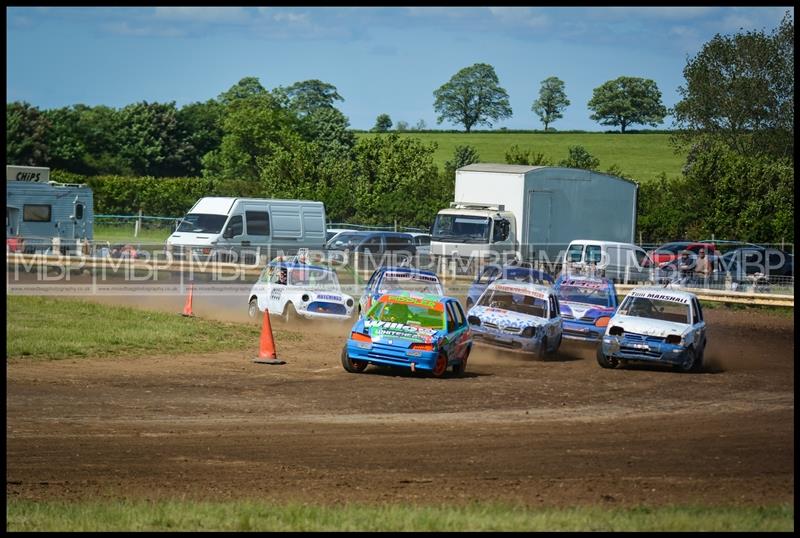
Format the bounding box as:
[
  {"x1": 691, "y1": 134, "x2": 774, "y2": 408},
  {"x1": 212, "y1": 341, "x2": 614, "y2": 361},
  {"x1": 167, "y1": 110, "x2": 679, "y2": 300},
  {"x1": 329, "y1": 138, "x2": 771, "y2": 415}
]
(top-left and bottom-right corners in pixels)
[
  {"x1": 248, "y1": 298, "x2": 259, "y2": 319},
  {"x1": 452, "y1": 346, "x2": 470, "y2": 377},
  {"x1": 431, "y1": 352, "x2": 448, "y2": 378},
  {"x1": 341, "y1": 345, "x2": 368, "y2": 373},
  {"x1": 596, "y1": 347, "x2": 620, "y2": 369}
]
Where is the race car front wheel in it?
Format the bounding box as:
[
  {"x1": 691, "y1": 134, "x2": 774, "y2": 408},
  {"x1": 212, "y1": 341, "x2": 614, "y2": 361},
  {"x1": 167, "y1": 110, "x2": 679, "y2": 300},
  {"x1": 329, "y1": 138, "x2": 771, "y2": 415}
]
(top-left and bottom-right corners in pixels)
[
  {"x1": 282, "y1": 303, "x2": 298, "y2": 324},
  {"x1": 248, "y1": 298, "x2": 259, "y2": 319},
  {"x1": 596, "y1": 347, "x2": 620, "y2": 369},
  {"x1": 341, "y1": 346, "x2": 368, "y2": 373},
  {"x1": 674, "y1": 347, "x2": 697, "y2": 373}
]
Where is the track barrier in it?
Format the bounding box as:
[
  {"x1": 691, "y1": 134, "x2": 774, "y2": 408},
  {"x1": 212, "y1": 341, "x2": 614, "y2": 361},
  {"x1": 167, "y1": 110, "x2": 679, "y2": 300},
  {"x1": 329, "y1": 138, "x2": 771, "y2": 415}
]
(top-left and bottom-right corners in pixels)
[{"x1": 253, "y1": 309, "x2": 285, "y2": 365}]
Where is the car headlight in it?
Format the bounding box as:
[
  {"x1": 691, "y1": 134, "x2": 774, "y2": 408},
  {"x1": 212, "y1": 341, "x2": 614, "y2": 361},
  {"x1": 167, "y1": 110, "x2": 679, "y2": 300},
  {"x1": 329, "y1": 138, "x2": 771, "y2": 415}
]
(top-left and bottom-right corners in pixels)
[
  {"x1": 302, "y1": 294, "x2": 310, "y2": 302},
  {"x1": 346, "y1": 298, "x2": 354, "y2": 307},
  {"x1": 609, "y1": 325, "x2": 624, "y2": 336},
  {"x1": 665, "y1": 334, "x2": 682, "y2": 345},
  {"x1": 467, "y1": 315, "x2": 481, "y2": 326},
  {"x1": 521, "y1": 326, "x2": 535, "y2": 338}
]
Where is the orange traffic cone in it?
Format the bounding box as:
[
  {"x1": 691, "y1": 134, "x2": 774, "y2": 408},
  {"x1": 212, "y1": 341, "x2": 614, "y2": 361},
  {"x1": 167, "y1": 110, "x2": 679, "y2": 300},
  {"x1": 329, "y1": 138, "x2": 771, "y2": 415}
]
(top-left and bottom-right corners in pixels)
[
  {"x1": 181, "y1": 283, "x2": 194, "y2": 317},
  {"x1": 253, "y1": 309, "x2": 285, "y2": 365}
]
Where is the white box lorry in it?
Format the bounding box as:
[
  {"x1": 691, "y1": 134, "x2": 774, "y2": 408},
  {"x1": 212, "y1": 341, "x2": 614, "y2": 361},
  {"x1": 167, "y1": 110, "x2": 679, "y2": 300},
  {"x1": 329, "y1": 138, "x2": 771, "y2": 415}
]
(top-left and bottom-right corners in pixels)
[{"x1": 430, "y1": 164, "x2": 638, "y2": 265}]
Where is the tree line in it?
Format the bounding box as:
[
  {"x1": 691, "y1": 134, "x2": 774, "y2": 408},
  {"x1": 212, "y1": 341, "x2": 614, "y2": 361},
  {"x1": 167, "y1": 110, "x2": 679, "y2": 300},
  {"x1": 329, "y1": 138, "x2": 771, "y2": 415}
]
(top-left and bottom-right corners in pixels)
[{"x1": 6, "y1": 12, "x2": 793, "y2": 243}]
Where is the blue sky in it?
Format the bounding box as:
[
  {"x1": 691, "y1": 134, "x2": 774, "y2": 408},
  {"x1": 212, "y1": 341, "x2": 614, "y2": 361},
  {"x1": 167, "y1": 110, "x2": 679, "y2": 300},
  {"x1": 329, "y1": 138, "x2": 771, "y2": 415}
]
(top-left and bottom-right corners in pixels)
[{"x1": 6, "y1": 6, "x2": 793, "y2": 131}]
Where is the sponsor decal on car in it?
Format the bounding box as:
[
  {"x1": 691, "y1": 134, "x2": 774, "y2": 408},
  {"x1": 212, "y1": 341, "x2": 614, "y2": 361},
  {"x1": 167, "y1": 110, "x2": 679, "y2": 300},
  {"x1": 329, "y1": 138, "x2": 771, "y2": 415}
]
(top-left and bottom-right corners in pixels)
[
  {"x1": 629, "y1": 290, "x2": 690, "y2": 303},
  {"x1": 270, "y1": 289, "x2": 283, "y2": 301},
  {"x1": 384, "y1": 271, "x2": 438, "y2": 282},
  {"x1": 379, "y1": 295, "x2": 443, "y2": 310},
  {"x1": 317, "y1": 294, "x2": 342, "y2": 302},
  {"x1": 493, "y1": 284, "x2": 547, "y2": 299}
]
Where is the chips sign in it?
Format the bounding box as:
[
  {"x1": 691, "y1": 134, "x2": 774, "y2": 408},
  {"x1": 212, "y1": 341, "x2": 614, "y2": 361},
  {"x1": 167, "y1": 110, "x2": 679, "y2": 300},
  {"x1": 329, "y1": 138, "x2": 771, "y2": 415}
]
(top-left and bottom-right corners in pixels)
[{"x1": 7, "y1": 165, "x2": 50, "y2": 183}]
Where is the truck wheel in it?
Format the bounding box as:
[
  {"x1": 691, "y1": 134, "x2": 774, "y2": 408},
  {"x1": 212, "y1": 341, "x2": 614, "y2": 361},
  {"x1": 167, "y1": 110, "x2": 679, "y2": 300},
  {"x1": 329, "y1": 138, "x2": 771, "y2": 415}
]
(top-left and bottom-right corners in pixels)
[
  {"x1": 341, "y1": 345, "x2": 368, "y2": 373},
  {"x1": 596, "y1": 346, "x2": 620, "y2": 369},
  {"x1": 248, "y1": 298, "x2": 259, "y2": 319},
  {"x1": 431, "y1": 352, "x2": 449, "y2": 378}
]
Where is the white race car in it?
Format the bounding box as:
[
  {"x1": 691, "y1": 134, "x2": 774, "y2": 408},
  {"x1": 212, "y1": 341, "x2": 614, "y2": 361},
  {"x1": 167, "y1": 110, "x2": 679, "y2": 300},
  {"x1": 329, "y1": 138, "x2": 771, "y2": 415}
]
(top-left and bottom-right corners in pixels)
[
  {"x1": 248, "y1": 260, "x2": 356, "y2": 322},
  {"x1": 597, "y1": 286, "x2": 707, "y2": 372}
]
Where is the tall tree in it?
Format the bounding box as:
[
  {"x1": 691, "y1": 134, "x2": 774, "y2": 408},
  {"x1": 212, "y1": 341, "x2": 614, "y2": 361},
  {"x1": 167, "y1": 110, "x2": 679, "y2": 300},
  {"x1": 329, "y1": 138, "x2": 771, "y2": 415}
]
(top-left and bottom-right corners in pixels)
[
  {"x1": 276, "y1": 79, "x2": 344, "y2": 117},
  {"x1": 672, "y1": 11, "x2": 794, "y2": 160},
  {"x1": 217, "y1": 76, "x2": 270, "y2": 106},
  {"x1": 117, "y1": 101, "x2": 194, "y2": 177},
  {"x1": 372, "y1": 113, "x2": 393, "y2": 132},
  {"x1": 177, "y1": 99, "x2": 225, "y2": 176},
  {"x1": 588, "y1": 76, "x2": 667, "y2": 133},
  {"x1": 433, "y1": 63, "x2": 512, "y2": 132},
  {"x1": 531, "y1": 76, "x2": 570, "y2": 131},
  {"x1": 6, "y1": 101, "x2": 50, "y2": 166}
]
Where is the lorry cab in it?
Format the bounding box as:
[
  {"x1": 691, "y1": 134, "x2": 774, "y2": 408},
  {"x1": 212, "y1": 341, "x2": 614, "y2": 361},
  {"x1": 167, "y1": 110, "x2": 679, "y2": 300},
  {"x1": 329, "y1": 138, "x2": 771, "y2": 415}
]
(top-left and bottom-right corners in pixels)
[
  {"x1": 430, "y1": 203, "x2": 517, "y2": 259},
  {"x1": 166, "y1": 197, "x2": 326, "y2": 263},
  {"x1": 563, "y1": 239, "x2": 654, "y2": 284}
]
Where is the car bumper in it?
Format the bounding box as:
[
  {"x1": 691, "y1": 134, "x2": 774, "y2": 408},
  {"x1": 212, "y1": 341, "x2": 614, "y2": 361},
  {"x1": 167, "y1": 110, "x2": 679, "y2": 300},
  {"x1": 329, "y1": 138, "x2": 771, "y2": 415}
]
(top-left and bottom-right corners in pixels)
[
  {"x1": 561, "y1": 320, "x2": 604, "y2": 343},
  {"x1": 346, "y1": 341, "x2": 439, "y2": 371},
  {"x1": 470, "y1": 325, "x2": 540, "y2": 353},
  {"x1": 601, "y1": 336, "x2": 689, "y2": 365},
  {"x1": 298, "y1": 310, "x2": 353, "y2": 321}
]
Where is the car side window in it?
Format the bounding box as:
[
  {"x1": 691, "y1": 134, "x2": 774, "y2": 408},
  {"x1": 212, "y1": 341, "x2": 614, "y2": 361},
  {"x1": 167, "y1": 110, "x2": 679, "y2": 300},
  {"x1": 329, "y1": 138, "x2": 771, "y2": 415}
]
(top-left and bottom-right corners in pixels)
[
  {"x1": 692, "y1": 298, "x2": 703, "y2": 323},
  {"x1": 445, "y1": 303, "x2": 458, "y2": 332},
  {"x1": 549, "y1": 296, "x2": 559, "y2": 318},
  {"x1": 634, "y1": 249, "x2": 648, "y2": 267},
  {"x1": 452, "y1": 301, "x2": 466, "y2": 328}
]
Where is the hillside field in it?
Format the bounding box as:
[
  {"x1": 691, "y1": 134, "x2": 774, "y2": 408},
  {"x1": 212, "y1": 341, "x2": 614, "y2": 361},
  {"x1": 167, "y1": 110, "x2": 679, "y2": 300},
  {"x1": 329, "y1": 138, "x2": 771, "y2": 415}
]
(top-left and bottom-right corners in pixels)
[{"x1": 356, "y1": 132, "x2": 686, "y2": 184}]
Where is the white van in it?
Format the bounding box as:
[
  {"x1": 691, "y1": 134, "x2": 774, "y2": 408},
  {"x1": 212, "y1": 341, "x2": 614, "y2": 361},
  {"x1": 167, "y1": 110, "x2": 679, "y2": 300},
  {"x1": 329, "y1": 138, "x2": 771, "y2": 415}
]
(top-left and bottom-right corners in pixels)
[
  {"x1": 562, "y1": 239, "x2": 654, "y2": 283},
  {"x1": 166, "y1": 197, "x2": 326, "y2": 263}
]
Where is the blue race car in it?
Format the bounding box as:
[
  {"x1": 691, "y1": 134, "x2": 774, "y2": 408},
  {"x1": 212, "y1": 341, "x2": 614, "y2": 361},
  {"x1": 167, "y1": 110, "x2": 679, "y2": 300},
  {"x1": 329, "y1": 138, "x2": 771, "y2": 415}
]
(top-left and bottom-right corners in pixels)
[
  {"x1": 465, "y1": 263, "x2": 554, "y2": 310},
  {"x1": 343, "y1": 291, "x2": 472, "y2": 377},
  {"x1": 553, "y1": 275, "x2": 618, "y2": 343},
  {"x1": 358, "y1": 266, "x2": 444, "y2": 317},
  {"x1": 467, "y1": 279, "x2": 563, "y2": 357}
]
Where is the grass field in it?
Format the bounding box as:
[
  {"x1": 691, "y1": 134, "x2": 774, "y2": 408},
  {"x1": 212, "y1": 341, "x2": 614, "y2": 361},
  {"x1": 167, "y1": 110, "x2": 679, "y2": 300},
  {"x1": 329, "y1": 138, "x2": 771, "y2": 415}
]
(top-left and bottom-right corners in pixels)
[
  {"x1": 93, "y1": 224, "x2": 172, "y2": 244},
  {"x1": 356, "y1": 132, "x2": 686, "y2": 183},
  {"x1": 6, "y1": 296, "x2": 297, "y2": 361},
  {"x1": 5, "y1": 501, "x2": 793, "y2": 532}
]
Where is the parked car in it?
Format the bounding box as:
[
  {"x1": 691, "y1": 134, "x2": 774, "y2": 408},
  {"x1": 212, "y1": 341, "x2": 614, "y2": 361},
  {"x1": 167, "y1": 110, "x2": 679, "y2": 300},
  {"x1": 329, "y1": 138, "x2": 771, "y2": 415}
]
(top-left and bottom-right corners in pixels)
[
  {"x1": 408, "y1": 233, "x2": 431, "y2": 256},
  {"x1": 342, "y1": 290, "x2": 472, "y2": 377},
  {"x1": 326, "y1": 231, "x2": 416, "y2": 266},
  {"x1": 326, "y1": 228, "x2": 356, "y2": 243},
  {"x1": 466, "y1": 279, "x2": 562, "y2": 357},
  {"x1": 359, "y1": 266, "x2": 444, "y2": 316},
  {"x1": 720, "y1": 246, "x2": 794, "y2": 285},
  {"x1": 648, "y1": 241, "x2": 721, "y2": 266},
  {"x1": 247, "y1": 259, "x2": 356, "y2": 321},
  {"x1": 597, "y1": 287, "x2": 706, "y2": 372},
  {"x1": 554, "y1": 275, "x2": 618, "y2": 344},
  {"x1": 465, "y1": 262, "x2": 554, "y2": 310}
]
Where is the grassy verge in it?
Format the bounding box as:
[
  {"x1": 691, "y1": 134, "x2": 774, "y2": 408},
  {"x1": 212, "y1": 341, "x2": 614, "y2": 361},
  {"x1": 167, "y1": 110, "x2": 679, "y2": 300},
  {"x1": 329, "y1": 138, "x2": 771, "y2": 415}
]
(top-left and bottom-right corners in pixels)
[
  {"x1": 5, "y1": 500, "x2": 793, "y2": 532},
  {"x1": 6, "y1": 296, "x2": 300, "y2": 360},
  {"x1": 356, "y1": 132, "x2": 685, "y2": 183}
]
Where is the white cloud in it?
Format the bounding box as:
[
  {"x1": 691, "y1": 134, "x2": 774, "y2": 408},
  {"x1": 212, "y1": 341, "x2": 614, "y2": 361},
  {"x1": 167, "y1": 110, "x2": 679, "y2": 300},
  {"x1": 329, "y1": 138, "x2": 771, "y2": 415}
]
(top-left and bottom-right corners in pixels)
[{"x1": 153, "y1": 7, "x2": 249, "y2": 23}]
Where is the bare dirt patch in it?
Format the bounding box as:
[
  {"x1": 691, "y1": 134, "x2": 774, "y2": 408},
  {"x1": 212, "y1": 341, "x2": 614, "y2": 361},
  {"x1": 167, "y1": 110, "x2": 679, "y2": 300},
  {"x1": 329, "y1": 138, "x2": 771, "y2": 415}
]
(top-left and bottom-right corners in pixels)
[{"x1": 6, "y1": 299, "x2": 794, "y2": 508}]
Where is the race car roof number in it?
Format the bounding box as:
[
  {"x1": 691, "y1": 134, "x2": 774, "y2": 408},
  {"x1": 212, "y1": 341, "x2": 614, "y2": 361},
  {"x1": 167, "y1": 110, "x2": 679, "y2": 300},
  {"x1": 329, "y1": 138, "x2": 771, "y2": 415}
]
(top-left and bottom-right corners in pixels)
[{"x1": 384, "y1": 272, "x2": 438, "y2": 282}]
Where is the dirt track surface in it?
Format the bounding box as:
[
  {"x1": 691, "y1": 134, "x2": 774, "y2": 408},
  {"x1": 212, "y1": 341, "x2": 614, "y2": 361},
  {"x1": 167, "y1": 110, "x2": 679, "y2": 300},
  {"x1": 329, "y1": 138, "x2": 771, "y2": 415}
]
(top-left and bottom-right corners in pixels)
[{"x1": 6, "y1": 301, "x2": 794, "y2": 508}]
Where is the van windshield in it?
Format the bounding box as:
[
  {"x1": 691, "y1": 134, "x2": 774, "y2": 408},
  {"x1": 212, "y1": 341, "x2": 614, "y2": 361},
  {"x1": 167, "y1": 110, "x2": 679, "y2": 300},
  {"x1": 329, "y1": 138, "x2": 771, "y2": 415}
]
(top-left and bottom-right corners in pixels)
[{"x1": 177, "y1": 214, "x2": 228, "y2": 234}]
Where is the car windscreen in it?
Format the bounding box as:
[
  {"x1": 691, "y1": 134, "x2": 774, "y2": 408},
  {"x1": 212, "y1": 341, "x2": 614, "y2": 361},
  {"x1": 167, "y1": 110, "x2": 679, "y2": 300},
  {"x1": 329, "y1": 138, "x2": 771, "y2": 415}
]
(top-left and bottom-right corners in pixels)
[
  {"x1": 618, "y1": 296, "x2": 690, "y2": 324},
  {"x1": 368, "y1": 301, "x2": 444, "y2": 330},
  {"x1": 288, "y1": 267, "x2": 341, "y2": 290},
  {"x1": 557, "y1": 285, "x2": 611, "y2": 307},
  {"x1": 176, "y1": 213, "x2": 228, "y2": 234},
  {"x1": 431, "y1": 214, "x2": 491, "y2": 243},
  {"x1": 477, "y1": 289, "x2": 547, "y2": 318}
]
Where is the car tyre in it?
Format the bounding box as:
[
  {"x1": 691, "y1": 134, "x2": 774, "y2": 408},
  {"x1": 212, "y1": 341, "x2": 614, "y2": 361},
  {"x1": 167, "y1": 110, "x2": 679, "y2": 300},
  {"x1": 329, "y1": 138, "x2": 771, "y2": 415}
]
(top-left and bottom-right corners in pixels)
[
  {"x1": 248, "y1": 298, "x2": 259, "y2": 319},
  {"x1": 431, "y1": 351, "x2": 449, "y2": 378},
  {"x1": 452, "y1": 346, "x2": 470, "y2": 377},
  {"x1": 341, "y1": 345, "x2": 368, "y2": 373},
  {"x1": 282, "y1": 302, "x2": 298, "y2": 324},
  {"x1": 675, "y1": 347, "x2": 697, "y2": 373},
  {"x1": 534, "y1": 337, "x2": 547, "y2": 359},
  {"x1": 546, "y1": 333, "x2": 563, "y2": 357},
  {"x1": 466, "y1": 297, "x2": 474, "y2": 310},
  {"x1": 596, "y1": 346, "x2": 620, "y2": 369}
]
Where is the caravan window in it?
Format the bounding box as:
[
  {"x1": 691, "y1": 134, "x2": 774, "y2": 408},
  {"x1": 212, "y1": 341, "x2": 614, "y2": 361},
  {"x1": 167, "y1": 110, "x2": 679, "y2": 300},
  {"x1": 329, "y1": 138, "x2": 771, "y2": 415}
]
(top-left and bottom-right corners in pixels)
[
  {"x1": 75, "y1": 203, "x2": 84, "y2": 220},
  {"x1": 23, "y1": 204, "x2": 51, "y2": 222},
  {"x1": 246, "y1": 211, "x2": 270, "y2": 236}
]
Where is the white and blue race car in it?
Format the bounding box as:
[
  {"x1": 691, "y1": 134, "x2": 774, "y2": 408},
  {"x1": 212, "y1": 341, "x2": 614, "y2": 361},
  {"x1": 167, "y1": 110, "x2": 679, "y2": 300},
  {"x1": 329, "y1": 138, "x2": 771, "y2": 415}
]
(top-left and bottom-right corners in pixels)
[
  {"x1": 248, "y1": 260, "x2": 356, "y2": 322},
  {"x1": 466, "y1": 279, "x2": 562, "y2": 357},
  {"x1": 597, "y1": 287, "x2": 707, "y2": 372}
]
